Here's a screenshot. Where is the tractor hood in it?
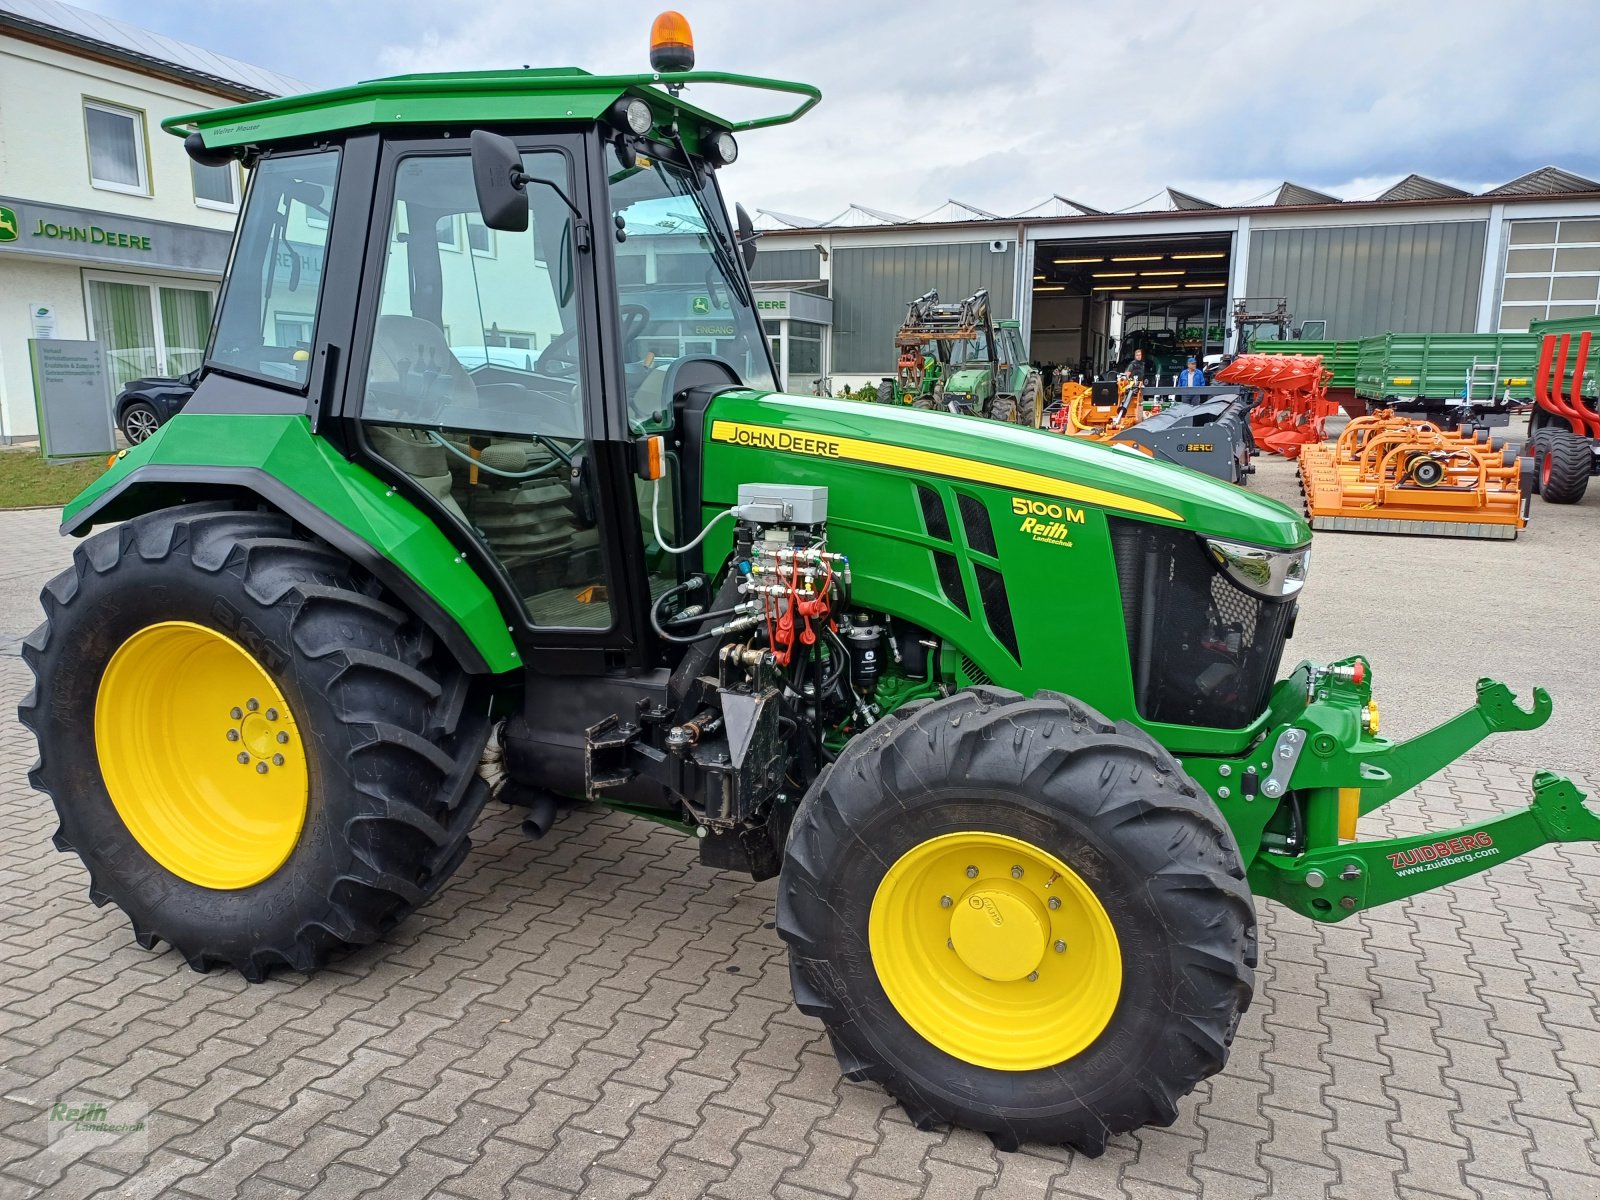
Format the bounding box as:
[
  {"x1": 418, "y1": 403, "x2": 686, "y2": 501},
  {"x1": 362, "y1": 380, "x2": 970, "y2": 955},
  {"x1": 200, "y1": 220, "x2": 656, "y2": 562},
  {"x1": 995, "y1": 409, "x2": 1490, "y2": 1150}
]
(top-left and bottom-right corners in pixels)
[
  {"x1": 706, "y1": 391, "x2": 1311, "y2": 549},
  {"x1": 943, "y1": 367, "x2": 991, "y2": 396}
]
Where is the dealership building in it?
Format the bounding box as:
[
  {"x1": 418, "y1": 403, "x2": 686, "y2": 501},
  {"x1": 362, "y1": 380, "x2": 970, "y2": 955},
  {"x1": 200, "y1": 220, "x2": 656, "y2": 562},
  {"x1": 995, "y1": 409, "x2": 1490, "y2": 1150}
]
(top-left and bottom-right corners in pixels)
[
  {"x1": 749, "y1": 171, "x2": 1600, "y2": 391},
  {"x1": 0, "y1": 0, "x2": 304, "y2": 442}
]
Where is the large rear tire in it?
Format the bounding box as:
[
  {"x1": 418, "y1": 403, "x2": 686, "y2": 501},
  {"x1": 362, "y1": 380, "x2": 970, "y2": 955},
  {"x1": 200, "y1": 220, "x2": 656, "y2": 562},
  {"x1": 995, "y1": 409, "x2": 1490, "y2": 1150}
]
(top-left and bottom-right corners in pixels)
[
  {"x1": 1537, "y1": 428, "x2": 1593, "y2": 504},
  {"x1": 1021, "y1": 373, "x2": 1044, "y2": 427},
  {"x1": 19, "y1": 503, "x2": 491, "y2": 980},
  {"x1": 778, "y1": 687, "x2": 1255, "y2": 1152},
  {"x1": 876, "y1": 380, "x2": 897, "y2": 405}
]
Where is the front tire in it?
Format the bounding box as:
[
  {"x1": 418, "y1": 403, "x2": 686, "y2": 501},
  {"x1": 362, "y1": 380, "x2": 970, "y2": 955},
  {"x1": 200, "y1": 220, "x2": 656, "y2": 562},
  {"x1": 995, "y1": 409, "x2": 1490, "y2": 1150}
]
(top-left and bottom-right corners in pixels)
[
  {"x1": 988, "y1": 392, "x2": 1020, "y2": 424},
  {"x1": 778, "y1": 687, "x2": 1255, "y2": 1152},
  {"x1": 19, "y1": 503, "x2": 491, "y2": 980}
]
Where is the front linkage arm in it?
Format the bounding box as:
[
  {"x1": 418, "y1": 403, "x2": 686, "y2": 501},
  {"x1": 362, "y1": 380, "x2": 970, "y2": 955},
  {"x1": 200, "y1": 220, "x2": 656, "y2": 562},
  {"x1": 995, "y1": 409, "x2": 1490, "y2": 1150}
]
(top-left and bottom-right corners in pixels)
[
  {"x1": 1253, "y1": 773, "x2": 1599, "y2": 921},
  {"x1": 1243, "y1": 668, "x2": 1598, "y2": 921}
]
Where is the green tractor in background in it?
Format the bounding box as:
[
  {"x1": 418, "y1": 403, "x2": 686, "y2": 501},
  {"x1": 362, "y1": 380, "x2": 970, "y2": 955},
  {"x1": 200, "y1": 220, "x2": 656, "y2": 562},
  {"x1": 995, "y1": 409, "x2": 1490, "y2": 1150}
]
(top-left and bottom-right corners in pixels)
[
  {"x1": 21, "y1": 13, "x2": 1600, "y2": 1154},
  {"x1": 930, "y1": 290, "x2": 1045, "y2": 425},
  {"x1": 875, "y1": 288, "x2": 950, "y2": 408}
]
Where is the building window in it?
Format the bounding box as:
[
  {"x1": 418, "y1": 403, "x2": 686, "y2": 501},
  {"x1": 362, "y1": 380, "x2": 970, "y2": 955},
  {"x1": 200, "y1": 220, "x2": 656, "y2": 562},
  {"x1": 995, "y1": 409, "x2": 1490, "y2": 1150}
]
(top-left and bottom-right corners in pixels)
[
  {"x1": 1499, "y1": 217, "x2": 1600, "y2": 330},
  {"x1": 191, "y1": 159, "x2": 238, "y2": 210},
  {"x1": 466, "y1": 218, "x2": 492, "y2": 256},
  {"x1": 85, "y1": 100, "x2": 149, "y2": 195}
]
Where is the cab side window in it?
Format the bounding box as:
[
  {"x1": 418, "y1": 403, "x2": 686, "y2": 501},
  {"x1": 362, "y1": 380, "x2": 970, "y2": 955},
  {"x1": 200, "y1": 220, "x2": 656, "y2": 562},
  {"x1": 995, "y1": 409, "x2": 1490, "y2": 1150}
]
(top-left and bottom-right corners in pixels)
[
  {"x1": 360, "y1": 151, "x2": 611, "y2": 630},
  {"x1": 210, "y1": 151, "x2": 338, "y2": 386}
]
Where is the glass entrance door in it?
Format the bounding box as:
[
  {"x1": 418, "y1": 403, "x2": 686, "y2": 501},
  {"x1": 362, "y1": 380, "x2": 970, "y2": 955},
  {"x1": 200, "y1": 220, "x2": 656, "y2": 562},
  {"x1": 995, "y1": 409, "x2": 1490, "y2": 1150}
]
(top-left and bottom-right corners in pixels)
[{"x1": 86, "y1": 275, "x2": 215, "y2": 393}]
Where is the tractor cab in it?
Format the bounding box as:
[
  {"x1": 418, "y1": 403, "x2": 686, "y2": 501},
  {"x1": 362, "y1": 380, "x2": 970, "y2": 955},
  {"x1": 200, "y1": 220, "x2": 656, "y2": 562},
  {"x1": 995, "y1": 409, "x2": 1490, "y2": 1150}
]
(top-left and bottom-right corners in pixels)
[{"x1": 166, "y1": 29, "x2": 816, "y2": 663}]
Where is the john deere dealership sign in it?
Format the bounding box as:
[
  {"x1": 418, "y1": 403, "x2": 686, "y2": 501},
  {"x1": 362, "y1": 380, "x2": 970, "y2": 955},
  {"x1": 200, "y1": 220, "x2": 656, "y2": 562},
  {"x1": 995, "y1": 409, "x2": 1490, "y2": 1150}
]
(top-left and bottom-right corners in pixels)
[{"x1": 0, "y1": 195, "x2": 232, "y2": 274}]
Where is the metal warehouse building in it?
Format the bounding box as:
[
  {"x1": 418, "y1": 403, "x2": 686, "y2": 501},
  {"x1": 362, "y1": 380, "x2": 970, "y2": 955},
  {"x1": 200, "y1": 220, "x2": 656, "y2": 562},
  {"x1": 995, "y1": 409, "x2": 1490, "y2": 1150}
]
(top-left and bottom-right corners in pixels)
[{"x1": 746, "y1": 170, "x2": 1600, "y2": 392}]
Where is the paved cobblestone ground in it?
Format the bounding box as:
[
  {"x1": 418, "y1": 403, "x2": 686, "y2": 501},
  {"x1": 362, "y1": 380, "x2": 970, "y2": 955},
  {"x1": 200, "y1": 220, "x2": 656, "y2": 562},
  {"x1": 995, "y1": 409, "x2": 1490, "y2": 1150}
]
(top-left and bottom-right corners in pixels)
[{"x1": 1, "y1": 471, "x2": 1598, "y2": 1199}]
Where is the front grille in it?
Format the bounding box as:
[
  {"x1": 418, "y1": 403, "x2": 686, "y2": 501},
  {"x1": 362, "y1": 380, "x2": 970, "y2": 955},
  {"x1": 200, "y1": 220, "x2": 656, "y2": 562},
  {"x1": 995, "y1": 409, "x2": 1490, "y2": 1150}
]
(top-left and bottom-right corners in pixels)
[
  {"x1": 1109, "y1": 517, "x2": 1295, "y2": 729},
  {"x1": 974, "y1": 564, "x2": 1019, "y2": 662},
  {"x1": 918, "y1": 485, "x2": 951, "y2": 541},
  {"x1": 933, "y1": 550, "x2": 969, "y2": 616},
  {"x1": 957, "y1": 493, "x2": 996, "y2": 557}
]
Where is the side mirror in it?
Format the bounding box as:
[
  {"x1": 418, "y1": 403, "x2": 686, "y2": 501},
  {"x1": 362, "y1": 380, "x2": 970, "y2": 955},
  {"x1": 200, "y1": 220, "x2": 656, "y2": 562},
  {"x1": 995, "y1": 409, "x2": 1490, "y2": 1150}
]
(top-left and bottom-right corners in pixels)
[
  {"x1": 735, "y1": 203, "x2": 760, "y2": 271},
  {"x1": 470, "y1": 130, "x2": 529, "y2": 233}
]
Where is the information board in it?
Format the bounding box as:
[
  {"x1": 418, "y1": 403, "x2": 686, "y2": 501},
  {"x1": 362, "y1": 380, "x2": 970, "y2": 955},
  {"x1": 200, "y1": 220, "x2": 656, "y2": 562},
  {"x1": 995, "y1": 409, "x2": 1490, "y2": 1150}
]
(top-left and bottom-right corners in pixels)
[{"x1": 28, "y1": 339, "x2": 115, "y2": 459}]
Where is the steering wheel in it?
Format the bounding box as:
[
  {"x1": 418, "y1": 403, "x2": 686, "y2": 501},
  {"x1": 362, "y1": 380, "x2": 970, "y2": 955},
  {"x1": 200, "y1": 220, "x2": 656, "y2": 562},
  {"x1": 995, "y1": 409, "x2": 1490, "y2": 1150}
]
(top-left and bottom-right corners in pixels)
[
  {"x1": 535, "y1": 327, "x2": 581, "y2": 378},
  {"x1": 619, "y1": 303, "x2": 651, "y2": 356},
  {"x1": 535, "y1": 305, "x2": 653, "y2": 377}
]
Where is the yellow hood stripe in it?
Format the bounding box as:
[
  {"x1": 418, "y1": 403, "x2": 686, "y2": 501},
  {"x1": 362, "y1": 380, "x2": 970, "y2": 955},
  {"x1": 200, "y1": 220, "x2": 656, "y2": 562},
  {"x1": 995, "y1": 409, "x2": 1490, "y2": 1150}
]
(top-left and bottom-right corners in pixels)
[{"x1": 708, "y1": 420, "x2": 1183, "y2": 523}]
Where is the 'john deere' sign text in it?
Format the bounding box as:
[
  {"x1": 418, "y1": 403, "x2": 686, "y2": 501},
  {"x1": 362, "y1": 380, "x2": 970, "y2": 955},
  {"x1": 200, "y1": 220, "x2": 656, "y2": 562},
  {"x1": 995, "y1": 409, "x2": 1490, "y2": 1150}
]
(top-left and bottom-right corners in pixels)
[
  {"x1": 29, "y1": 217, "x2": 151, "y2": 252},
  {"x1": 0, "y1": 195, "x2": 231, "y2": 275}
]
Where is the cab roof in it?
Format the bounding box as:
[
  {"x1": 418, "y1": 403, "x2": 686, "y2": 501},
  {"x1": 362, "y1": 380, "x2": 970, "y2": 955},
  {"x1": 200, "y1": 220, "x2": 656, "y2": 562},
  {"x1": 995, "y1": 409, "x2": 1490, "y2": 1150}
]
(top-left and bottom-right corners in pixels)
[{"x1": 160, "y1": 67, "x2": 819, "y2": 152}]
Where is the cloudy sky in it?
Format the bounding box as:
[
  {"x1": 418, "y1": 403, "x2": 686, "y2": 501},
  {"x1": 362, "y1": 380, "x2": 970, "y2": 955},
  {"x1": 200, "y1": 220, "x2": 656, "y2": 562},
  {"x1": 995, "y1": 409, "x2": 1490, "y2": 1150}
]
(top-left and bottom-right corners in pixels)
[{"x1": 80, "y1": 0, "x2": 1600, "y2": 220}]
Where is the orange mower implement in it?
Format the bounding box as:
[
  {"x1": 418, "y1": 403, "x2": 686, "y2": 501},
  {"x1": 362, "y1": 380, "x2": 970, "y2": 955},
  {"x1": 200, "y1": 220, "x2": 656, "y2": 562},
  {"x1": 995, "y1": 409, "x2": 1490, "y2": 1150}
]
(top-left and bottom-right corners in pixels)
[
  {"x1": 1216, "y1": 353, "x2": 1336, "y2": 458},
  {"x1": 1297, "y1": 411, "x2": 1531, "y2": 539},
  {"x1": 1048, "y1": 378, "x2": 1155, "y2": 440}
]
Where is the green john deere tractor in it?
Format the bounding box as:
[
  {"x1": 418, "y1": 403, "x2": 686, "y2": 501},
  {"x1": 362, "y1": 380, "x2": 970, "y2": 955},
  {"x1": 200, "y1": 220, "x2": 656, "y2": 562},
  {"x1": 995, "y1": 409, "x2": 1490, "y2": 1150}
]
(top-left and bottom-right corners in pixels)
[
  {"x1": 875, "y1": 288, "x2": 951, "y2": 408},
  {"x1": 923, "y1": 290, "x2": 1044, "y2": 426},
  {"x1": 21, "y1": 18, "x2": 1599, "y2": 1153}
]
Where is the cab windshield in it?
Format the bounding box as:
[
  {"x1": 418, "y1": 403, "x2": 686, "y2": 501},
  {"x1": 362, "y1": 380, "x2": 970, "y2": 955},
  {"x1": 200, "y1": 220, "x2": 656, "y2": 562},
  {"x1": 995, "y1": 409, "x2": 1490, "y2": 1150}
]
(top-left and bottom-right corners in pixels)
[{"x1": 608, "y1": 157, "x2": 775, "y2": 427}]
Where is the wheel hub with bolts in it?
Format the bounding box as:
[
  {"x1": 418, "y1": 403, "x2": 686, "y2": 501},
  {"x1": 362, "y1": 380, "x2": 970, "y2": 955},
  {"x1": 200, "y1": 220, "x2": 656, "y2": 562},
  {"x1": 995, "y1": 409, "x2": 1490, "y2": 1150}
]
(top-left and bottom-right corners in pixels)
[
  {"x1": 868, "y1": 829, "x2": 1123, "y2": 1071},
  {"x1": 94, "y1": 620, "x2": 309, "y2": 890}
]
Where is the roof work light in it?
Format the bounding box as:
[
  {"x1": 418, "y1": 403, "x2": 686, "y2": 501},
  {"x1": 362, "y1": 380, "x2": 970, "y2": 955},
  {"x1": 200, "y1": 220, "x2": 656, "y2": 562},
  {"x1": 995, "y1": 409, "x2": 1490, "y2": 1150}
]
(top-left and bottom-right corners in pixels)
[{"x1": 649, "y1": 11, "x2": 695, "y2": 72}]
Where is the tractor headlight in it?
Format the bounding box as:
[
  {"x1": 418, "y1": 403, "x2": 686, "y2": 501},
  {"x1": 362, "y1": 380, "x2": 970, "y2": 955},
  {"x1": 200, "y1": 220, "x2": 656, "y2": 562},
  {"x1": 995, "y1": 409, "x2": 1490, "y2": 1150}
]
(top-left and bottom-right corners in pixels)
[
  {"x1": 704, "y1": 129, "x2": 739, "y2": 166},
  {"x1": 1204, "y1": 538, "x2": 1310, "y2": 599},
  {"x1": 612, "y1": 97, "x2": 654, "y2": 135}
]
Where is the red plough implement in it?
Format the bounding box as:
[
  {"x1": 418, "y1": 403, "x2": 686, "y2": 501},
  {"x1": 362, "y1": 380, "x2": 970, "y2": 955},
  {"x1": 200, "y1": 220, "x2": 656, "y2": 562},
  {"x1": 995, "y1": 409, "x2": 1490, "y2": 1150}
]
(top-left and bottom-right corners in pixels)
[{"x1": 1215, "y1": 353, "x2": 1337, "y2": 458}]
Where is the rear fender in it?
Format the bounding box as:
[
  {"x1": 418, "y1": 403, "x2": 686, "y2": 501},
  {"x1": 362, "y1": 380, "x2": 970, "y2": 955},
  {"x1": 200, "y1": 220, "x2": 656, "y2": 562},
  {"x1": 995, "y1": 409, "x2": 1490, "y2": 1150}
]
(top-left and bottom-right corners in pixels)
[{"x1": 63, "y1": 413, "x2": 520, "y2": 675}]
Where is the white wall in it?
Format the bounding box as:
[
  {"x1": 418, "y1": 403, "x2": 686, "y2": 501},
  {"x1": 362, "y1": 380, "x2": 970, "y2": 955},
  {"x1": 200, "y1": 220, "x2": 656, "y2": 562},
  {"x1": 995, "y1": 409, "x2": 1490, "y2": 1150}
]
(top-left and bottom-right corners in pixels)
[
  {"x1": 0, "y1": 258, "x2": 88, "y2": 439},
  {"x1": 0, "y1": 35, "x2": 244, "y2": 230},
  {"x1": 0, "y1": 33, "x2": 250, "y2": 438}
]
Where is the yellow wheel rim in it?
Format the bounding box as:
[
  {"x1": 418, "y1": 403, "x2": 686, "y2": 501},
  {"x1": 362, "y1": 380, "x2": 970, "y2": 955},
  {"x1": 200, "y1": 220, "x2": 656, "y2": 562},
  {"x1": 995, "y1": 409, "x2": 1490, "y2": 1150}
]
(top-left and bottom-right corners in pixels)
[
  {"x1": 869, "y1": 830, "x2": 1122, "y2": 1071},
  {"x1": 94, "y1": 620, "x2": 309, "y2": 890}
]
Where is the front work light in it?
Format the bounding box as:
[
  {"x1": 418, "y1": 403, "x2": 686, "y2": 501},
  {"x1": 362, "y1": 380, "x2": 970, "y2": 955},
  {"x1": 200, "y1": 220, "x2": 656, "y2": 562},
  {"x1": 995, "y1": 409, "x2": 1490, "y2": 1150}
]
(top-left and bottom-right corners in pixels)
[
  {"x1": 649, "y1": 11, "x2": 695, "y2": 72},
  {"x1": 611, "y1": 96, "x2": 653, "y2": 136},
  {"x1": 704, "y1": 129, "x2": 738, "y2": 166},
  {"x1": 1205, "y1": 538, "x2": 1310, "y2": 599}
]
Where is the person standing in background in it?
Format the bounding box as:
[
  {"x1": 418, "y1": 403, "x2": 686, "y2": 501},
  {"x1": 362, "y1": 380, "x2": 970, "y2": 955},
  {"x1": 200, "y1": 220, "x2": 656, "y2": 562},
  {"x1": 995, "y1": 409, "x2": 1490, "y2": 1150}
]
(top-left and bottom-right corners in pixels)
[
  {"x1": 1125, "y1": 348, "x2": 1147, "y2": 384},
  {"x1": 1177, "y1": 355, "x2": 1206, "y2": 398}
]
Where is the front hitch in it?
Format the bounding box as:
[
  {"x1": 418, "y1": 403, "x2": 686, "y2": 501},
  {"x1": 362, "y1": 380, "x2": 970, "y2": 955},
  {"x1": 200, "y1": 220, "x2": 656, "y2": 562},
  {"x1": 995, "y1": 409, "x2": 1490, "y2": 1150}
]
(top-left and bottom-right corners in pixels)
[
  {"x1": 1350, "y1": 678, "x2": 1552, "y2": 814},
  {"x1": 1252, "y1": 772, "x2": 1598, "y2": 921}
]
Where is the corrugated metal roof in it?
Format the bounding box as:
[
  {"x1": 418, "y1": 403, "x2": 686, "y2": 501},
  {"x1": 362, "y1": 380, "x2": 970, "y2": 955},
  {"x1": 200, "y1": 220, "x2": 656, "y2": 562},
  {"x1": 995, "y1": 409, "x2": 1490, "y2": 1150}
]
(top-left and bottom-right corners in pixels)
[
  {"x1": 1275, "y1": 182, "x2": 1341, "y2": 206},
  {"x1": 1483, "y1": 165, "x2": 1600, "y2": 196},
  {"x1": 1378, "y1": 174, "x2": 1470, "y2": 202},
  {"x1": 821, "y1": 204, "x2": 908, "y2": 227},
  {"x1": 753, "y1": 208, "x2": 822, "y2": 229},
  {"x1": 0, "y1": 0, "x2": 311, "y2": 98},
  {"x1": 1012, "y1": 194, "x2": 1104, "y2": 218},
  {"x1": 914, "y1": 199, "x2": 1000, "y2": 223},
  {"x1": 1165, "y1": 187, "x2": 1219, "y2": 210}
]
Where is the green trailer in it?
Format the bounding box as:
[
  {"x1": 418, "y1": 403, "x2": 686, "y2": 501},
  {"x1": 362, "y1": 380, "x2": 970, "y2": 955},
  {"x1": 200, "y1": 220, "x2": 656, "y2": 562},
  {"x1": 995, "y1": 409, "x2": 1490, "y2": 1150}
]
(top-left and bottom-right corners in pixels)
[
  {"x1": 1353, "y1": 332, "x2": 1542, "y2": 425},
  {"x1": 1251, "y1": 339, "x2": 1359, "y2": 389}
]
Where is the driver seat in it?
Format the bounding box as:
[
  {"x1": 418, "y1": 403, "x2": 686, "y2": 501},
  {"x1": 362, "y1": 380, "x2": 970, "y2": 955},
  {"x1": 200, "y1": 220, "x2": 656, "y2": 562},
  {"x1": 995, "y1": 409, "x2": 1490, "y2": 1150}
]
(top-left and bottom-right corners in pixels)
[{"x1": 366, "y1": 315, "x2": 583, "y2": 579}]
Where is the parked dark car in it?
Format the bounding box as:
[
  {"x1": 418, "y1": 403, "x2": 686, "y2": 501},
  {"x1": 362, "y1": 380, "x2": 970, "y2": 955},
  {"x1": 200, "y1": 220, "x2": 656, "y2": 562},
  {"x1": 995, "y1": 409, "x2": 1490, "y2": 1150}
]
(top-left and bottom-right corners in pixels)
[{"x1": 114, "y1": 368, "x2": 200, "y2": 444}]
